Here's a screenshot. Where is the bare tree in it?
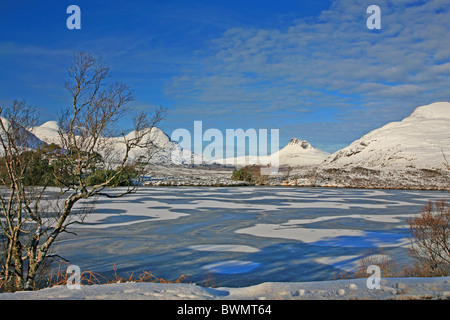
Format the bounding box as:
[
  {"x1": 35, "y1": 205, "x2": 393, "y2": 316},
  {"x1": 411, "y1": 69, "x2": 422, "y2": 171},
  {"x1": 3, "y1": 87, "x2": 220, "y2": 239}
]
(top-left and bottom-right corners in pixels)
[
  {"x1": 0, "y1": 100, "x2": 42, "y2": 291},
  {"x1": 0, "y1": 52, "x2": 165, "y2": 291},
  {"x1": 407, "y1": 200, "x2": 450, "y2": 277}
]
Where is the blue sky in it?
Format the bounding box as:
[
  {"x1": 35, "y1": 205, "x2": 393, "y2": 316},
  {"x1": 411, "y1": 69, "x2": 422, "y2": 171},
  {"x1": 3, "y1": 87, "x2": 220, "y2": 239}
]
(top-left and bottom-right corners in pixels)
[{"x1": 1, "y1": 0, "x2": 450, "y2": 153}]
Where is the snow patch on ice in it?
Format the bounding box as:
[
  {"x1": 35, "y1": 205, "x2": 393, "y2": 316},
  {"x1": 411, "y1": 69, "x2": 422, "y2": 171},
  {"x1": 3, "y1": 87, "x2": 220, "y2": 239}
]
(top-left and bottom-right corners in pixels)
[{"x1": 236, "y1": 224, "x2": 410, "y2": 247}]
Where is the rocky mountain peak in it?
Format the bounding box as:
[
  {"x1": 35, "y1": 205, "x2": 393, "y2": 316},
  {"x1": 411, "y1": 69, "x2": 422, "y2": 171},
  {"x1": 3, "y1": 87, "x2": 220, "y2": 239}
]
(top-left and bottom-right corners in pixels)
[{"x1": 288, "y1": 138, "x2": 311, "y2": 149}]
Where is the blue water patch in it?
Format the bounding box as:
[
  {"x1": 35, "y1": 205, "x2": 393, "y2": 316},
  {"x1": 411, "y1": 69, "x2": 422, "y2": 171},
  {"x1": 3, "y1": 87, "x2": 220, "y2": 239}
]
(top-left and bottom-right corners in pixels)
[
  {"x1": 203, "y1": 260, "x2": 261, "y2": 274},
  {"x1": 314, "y1": 230, "x2": 408, "y2": 248}
]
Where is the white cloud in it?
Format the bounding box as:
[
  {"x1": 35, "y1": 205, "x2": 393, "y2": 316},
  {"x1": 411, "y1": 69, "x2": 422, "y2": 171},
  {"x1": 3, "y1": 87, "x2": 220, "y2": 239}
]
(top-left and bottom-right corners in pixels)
[{"x1": 164, "y1": 0, "x2": 450, "y2": 150}]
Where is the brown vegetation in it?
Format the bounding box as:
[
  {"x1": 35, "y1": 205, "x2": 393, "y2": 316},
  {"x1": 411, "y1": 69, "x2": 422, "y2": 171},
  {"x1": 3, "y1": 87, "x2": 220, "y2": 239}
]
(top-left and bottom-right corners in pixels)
[
  {"x1": 334, "y1": 248, "x2": 407, "y2": 280},
  {"x1": 406, "y1": 200, "x2": 450, "y2": 277},
  {"x1": 0, "y1": 260, "x2": 188, "y2": 292}
]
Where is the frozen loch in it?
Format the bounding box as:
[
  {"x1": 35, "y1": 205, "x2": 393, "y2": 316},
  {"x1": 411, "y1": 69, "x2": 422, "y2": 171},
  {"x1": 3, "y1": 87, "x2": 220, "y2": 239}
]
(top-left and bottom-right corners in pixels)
[{"x1": 54, "y1": 187, "x2": 450, "y2": 287}]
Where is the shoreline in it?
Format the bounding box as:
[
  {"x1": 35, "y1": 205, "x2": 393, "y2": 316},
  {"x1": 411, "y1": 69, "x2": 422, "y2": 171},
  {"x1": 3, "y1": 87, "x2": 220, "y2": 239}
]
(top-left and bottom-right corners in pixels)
[{"x1": 1, "y1": 276, "x2": 449, "y2": 300}]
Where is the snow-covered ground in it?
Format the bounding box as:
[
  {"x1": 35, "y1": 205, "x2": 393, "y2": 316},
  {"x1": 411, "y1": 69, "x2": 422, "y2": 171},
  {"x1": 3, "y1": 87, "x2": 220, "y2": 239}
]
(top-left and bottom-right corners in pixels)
[
  {"x1": 0, "y1": 277, "x2": 449, "y2": 300},
  {"x1": 282, "y1": 166, "x2": 450, "y2": 190}
]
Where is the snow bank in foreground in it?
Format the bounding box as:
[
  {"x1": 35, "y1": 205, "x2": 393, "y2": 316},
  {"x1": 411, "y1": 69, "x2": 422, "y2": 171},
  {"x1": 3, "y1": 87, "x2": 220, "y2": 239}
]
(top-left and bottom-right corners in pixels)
[{"x1": 1, "y1": 277, "x2": 449, "y2": 300}]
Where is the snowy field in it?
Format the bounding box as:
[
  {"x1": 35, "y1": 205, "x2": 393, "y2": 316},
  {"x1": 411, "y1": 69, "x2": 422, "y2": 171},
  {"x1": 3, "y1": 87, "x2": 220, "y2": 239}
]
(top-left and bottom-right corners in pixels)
[{"x1": 1, "y1": 276, "x2": 449, "y2": 300}]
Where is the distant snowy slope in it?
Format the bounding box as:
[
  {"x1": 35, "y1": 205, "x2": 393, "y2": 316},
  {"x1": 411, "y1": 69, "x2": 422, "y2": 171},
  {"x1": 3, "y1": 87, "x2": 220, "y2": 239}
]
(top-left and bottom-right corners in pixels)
[
  {"x1": 0, "y1": 116, "x2": 46, "y2": 150},
  {"x1": 31, "y1": 120, "x2": 60, "y2": 144},
  {"x1": 216, "y1": 138, "x2": 330, "y2": 167},
  {"x1": 107, "y1": 127, "x2": 208, "y2": 165},
  {"x1": 274, "y1": 138, "x2": 330, "y2": 167},
  {"x1": 322, "y1": 102, "x2": 450, "y2": 170},
  {"x1": 31, "y1": 121, "x2": 207, "y2": 165}
]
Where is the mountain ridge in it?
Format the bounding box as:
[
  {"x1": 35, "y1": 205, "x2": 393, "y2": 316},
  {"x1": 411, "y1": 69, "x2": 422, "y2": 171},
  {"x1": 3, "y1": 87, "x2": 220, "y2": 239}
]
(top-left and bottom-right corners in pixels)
[
  {"x1": 215, "y1": 138, "x2": 330, "y2": 167},
  {"x1": 321, "y1": 102, "x2": 450, "y2": 170},
  {"x1": 30, "y1": 122, "x2": 205, "y2": 166},
  {"x1": 6, "y1": 101, "x2": 450, "y2": 174}
]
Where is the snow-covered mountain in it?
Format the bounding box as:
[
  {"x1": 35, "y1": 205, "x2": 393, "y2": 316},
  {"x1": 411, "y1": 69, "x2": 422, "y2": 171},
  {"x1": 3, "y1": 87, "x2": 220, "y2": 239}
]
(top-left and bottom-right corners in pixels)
[
  {"x1": 30, "y1": 121, "x2": 207, "y2": 166},
  {"x1": 216, "y1": 138, "x2": 330, "y2": 167},
  {"x1": 321, "y1": 102, "x2": 450, "y2": 170},
  {"x1": 272, "y1": 138, "x2": 330, "y2": 167},
  {"x1": 30, "y1": 120, "x2": 60, "y2": 144},
  {"x1": 0, "y1": 116, "x2": 46, "y2": 151},
  {"x1": 21, "y1": 101, "x2": 450, "y2": 173}
]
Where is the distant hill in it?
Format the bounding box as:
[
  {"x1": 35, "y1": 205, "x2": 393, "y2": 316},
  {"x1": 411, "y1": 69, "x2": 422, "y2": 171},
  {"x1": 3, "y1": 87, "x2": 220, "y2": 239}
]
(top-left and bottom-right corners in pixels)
[
  {"x1": 321, "y1": 102, "x2": 450, "y2": 170},
  {"x1": 30, "y1": 121, "x2": 206, "y2": 166},
  {"x1": 215, "y1": 138, "x2": 330, "y2": 168}
]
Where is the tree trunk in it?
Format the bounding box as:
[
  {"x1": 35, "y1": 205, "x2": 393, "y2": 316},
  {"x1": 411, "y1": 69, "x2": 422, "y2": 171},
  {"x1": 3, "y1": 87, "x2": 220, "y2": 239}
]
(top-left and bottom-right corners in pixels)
[
  {"x1": 25, "y1": 252, "x2": 44, "y2": 290},
  {"x1": 11, "y1": 240, "x2": 24, "y2": 291},
  {"x1": 25, "y1": 193, "x2": 81, "y2": 290},
  {"x1": 24, "y1": 231, "x2": 42, "y2": 290}
]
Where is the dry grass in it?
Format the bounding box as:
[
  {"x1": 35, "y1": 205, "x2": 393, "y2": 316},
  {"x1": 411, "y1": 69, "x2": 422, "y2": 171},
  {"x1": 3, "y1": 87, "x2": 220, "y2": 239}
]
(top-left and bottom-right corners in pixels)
[
  {"x1": 196, "y1": 272, "x2": 217, "y2": 288},
  {"x1": 44, "y1": 260, "x2": 105, "y2": 288},
  {"x1": 406, "y1": 200, "x2": 450, "y2": 277},
  {"x1": 109, "y1": 263, "x2": 188, "y2": 285},
  {"x1": 1, "y1": 260, "x2": 188, "y2": 292},
  {"x1": 334, "y1": 248, "x2": 407, "y2": 280}
]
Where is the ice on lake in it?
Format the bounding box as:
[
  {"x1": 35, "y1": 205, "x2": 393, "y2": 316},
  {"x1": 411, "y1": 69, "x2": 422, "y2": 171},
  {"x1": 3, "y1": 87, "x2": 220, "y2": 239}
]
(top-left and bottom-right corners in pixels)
[{"x1": 54, "y1": 187, "x2": 449, "y2": 287}]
